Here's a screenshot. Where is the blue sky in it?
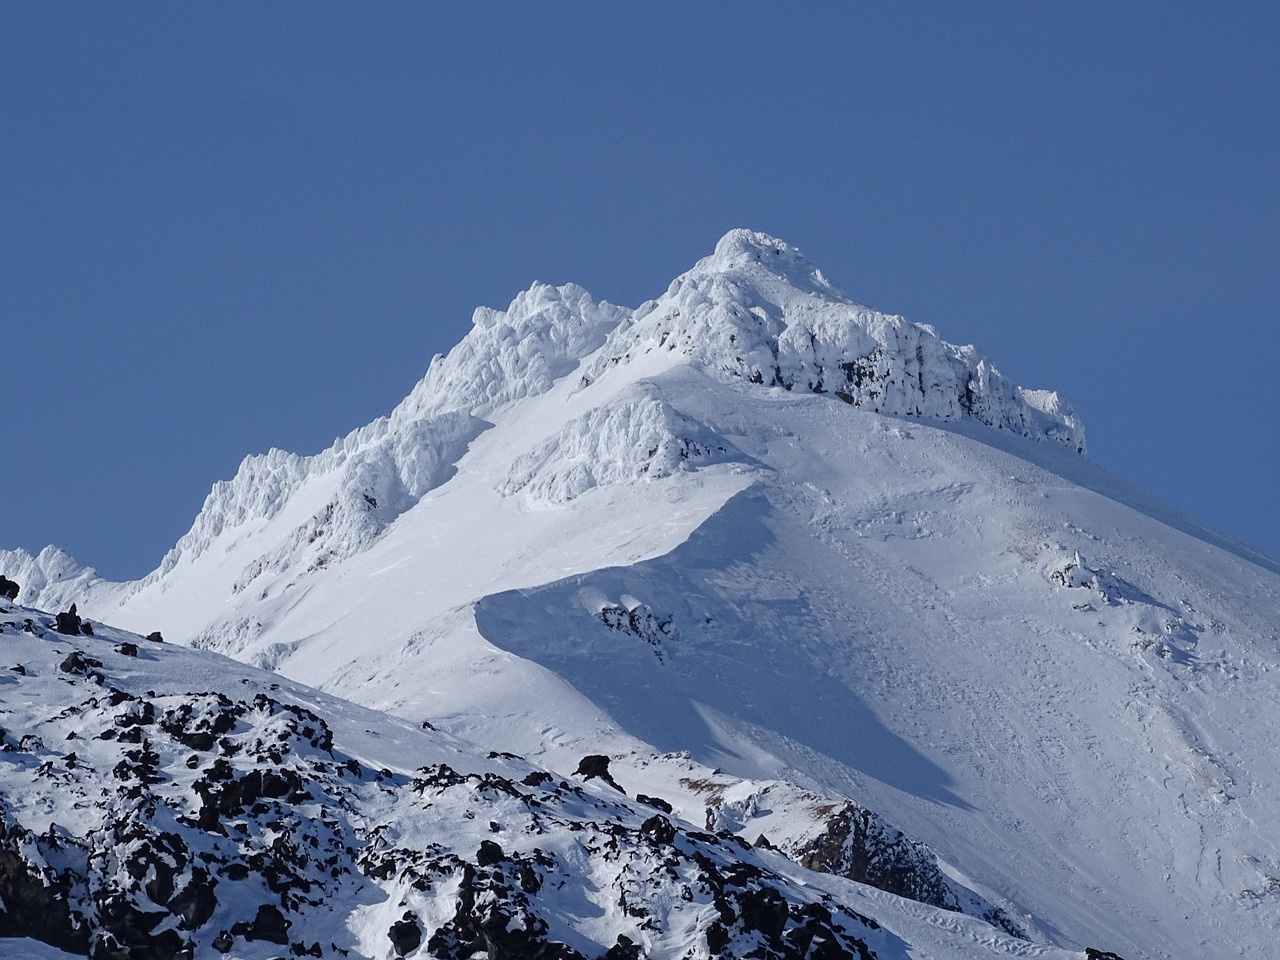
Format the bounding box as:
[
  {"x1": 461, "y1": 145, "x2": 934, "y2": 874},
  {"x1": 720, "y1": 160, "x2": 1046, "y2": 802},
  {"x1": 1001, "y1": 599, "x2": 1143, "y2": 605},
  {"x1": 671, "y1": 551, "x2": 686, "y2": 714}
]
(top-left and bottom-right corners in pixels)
[{"x1": 3, "y1": 4, "x2": 1277, "y2": 579}]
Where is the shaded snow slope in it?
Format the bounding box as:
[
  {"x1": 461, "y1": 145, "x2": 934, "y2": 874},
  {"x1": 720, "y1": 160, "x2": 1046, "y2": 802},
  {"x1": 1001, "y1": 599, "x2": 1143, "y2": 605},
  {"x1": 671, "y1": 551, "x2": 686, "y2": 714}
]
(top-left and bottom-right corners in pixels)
[
  {"x1": 473, "y1": 377, "x2": 1280, "y2": 960},
  {"x1": 0, "y1": 602, "x2": 1094, "y2": 960}
]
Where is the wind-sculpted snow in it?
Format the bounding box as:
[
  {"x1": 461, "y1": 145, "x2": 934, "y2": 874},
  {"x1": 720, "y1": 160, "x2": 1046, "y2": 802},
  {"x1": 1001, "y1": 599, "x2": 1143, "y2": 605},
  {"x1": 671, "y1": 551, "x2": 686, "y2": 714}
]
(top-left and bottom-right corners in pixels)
[
  {"x1": 0, "y1": 545, "x2": 96, "y2": 613},
  {"x1": 2, "y1": 283, "x2": 627, "y2": 615},
  {"x1": 500, "y1": 395, "x2": 747, "y2": 504},
  {"x1": 158, "y1": 409, "x2": 487, "y2": 582},
  {"x1": 578, "y1": 231, "x2": 1083, "y2": 452},
  {"x1": 391, "y1": 281, "x2": 631, "y2": 424},
  {"x1": 0, "y1": 602, "x2": 1093, "y2": 960}
]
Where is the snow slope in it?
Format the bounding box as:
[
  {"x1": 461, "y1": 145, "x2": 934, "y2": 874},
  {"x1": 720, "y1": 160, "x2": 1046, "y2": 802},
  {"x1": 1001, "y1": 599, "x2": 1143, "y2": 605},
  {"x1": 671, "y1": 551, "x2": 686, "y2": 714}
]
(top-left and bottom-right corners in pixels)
[
  {"x1": 5, "y1": 230, "x2": 1275, "y2": 958},
  {"x1": 0, "y1": 600, "x2": 1097, "y2": 960}
]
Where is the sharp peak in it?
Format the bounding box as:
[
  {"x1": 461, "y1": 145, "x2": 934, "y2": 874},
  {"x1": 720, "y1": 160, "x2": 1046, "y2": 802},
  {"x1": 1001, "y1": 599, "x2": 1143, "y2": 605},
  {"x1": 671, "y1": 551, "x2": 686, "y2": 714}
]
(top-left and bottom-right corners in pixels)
[
  {"x1": 712, "y1": 227, "x2": 804, "y2": 259},
  {"x1": 683, "y1": 228, "x2": 845, "y2": 299}
]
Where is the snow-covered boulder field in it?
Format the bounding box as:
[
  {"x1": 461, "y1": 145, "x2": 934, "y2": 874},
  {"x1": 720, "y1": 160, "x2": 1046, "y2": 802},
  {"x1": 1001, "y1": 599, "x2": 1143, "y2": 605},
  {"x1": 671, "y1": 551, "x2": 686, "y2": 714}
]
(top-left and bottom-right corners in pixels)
[{"x1": 0, "y1": 599, "x2": 1100, "y2": 960}]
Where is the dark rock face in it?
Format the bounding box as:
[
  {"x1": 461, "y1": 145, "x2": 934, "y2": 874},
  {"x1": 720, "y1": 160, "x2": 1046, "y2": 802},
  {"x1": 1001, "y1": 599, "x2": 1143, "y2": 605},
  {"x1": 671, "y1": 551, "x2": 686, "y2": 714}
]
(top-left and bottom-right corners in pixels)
[
  {"x1": 598, "y1": 601, "x2": 676, "y2": 661},
  {"x1": 797, "y1": 803, "x2": 953, "y2": 905},
  {"x1": 574, "y1": 754, "x2": 624, "y2": 792},
  {"x1": 640, "y1": 814, "x2": 677, "y2": 846},
  {"x1": 602, "y1": 934, "x2": 642, "y2": 960},
  {"x1": 230, "y1": 903, "x2": 291, "y2": 944},
  {"x1": 1085, "y1": 950, "x2": 1127, "y2": 960},
  {"x1": 476, "y1": 839, "x2": 504, "y2": 867},
  {"x1": 0, "y1": 813, "x2": 90, "y2": 953},
  {"x1": 60, "y1": 651, "x2": 103, "y2": 676},
  {"x1": 793, "y1": 801, "x2": 1024, "y2": 939},
  {"x1": 146, "y1": 631, "x2": 164, "y2": 644},
  {"x1": 0, "y1": 575, "x2": 18, "y2": 600},
  {"x1": 636, "y1": 793, "x2": 672, "y2": 813},
  {"x1": 56, "y1": 603, "x2": 83, "y2": 635},
  {"x1": 388, "y1": 913, "x2": 423, "y2": 957}
]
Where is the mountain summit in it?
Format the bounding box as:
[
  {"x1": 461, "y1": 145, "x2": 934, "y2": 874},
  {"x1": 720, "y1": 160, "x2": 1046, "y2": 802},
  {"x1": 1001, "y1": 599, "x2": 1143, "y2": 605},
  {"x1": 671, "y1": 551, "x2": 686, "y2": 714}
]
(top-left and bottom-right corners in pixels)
[{"x1": 5, "y1": 231, "x2": 1278, "y2": 959}]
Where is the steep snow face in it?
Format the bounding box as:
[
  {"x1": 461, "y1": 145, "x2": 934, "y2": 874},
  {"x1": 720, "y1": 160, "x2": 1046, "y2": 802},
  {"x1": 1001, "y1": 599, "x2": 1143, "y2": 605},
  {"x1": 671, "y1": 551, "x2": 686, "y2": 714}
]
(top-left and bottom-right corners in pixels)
[
  {"x1": 579, "y1": 230, "x2": 1084, "y2": 453},
  {"x1": 0, "y1": 545, "x2": 97, "y2": 611},
  {"x1": 151, "y1": 278, "x2": 630, "y2": 582},
  {"x1": 162, "y1": 410, "x2": 486, "y2": 583}
]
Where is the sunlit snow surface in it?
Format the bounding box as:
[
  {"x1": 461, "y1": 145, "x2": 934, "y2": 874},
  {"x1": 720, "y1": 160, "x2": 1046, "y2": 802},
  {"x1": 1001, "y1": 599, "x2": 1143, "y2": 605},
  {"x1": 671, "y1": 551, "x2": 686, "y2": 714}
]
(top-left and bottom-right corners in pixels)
[{"x1": 5, "y1": 230, "x2": 1278, "y2": 958}]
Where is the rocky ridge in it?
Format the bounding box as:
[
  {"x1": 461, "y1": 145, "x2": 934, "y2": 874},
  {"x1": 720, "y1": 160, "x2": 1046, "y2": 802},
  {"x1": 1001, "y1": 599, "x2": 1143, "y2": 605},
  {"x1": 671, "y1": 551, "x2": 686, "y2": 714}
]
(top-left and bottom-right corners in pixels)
[{"x1": 0, "y1": 599, "x2": 1091, "y2": 960}]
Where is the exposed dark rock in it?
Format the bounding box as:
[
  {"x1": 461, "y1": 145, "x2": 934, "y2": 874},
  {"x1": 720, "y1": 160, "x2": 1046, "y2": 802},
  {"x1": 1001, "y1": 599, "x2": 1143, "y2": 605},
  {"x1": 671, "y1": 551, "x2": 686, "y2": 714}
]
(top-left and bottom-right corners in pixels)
[
  {"x1": 639, "y1": 814, "x2": 676, "y2": 846},
  {"x1": 0, "y1": 575, "x2": 19, "y2": 600},
  {"x1": 574, "y1": 754, "x2": 624, "y2": 792},
  {"x1": 0, "y1": 814, "x2": 90, "y2": 954},
  {"x1": 60, "y1": 650, "x2": 102, "y2": 675},
  {"x1": 602, "y1": 934, "x2": 642, "y2": 960},
  {"x1": 798, "y1": 802, "x2": 967, "y2": 918},
  {"x1": 231, "y1": 902, "x2": 291, "y2": 944},
  {"x1": 635, "y1": 793, "x2": 672, "y2": 813},
  {"x1": 388, "y1": 912, "x2": 423, "y2": 956},
  {"x1": 146, "y1": 631, "x2": 165, "y2": 643},
  {"x1": 169, "y1": 867, "x2": 218, "y2": 930},
  {"x1": 1085, "y1": 950, "x2": 1126, "y2": 960},
  {"x1": 476, "y1": 839, "x2": 504, "y2": 867},
  {"x1": 739, "y1": 884, "x2": 789, "y2": 938},
  {"x1": 116, "y1": 642, "x2": 138, "y2": 657},
  {"x1": 55, "y1": 604, "x2": 83, "y2": 636}
]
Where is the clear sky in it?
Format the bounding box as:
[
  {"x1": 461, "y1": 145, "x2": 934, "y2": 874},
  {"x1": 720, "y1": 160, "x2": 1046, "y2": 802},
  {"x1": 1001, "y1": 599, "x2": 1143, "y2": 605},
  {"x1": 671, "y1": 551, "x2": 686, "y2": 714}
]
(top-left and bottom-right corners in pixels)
[{"x1": 2, "y1": 4, "x2": 1277, "y2": 579}]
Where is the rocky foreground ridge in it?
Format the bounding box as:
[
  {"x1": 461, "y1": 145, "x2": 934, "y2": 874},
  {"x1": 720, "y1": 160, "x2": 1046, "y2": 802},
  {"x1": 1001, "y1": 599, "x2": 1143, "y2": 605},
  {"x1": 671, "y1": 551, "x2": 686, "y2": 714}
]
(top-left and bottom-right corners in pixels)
[{"x1": 0, "y1": 594, "x2": 1109, "y2": 960}]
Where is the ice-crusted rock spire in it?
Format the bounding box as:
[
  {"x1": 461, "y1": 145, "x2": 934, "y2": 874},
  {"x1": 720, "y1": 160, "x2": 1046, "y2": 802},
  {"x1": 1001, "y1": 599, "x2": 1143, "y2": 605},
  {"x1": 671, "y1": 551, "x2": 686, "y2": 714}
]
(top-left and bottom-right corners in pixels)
[{"x1": 580, "y1": 229, "x2": 1085, "y2": 453}]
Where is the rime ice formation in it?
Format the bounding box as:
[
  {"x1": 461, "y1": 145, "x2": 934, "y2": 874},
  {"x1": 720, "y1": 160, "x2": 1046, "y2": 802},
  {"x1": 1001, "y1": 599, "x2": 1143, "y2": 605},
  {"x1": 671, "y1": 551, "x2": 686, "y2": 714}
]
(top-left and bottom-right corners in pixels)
[
  {"x1": 579, "y1": 230, "x2": 1084, "y2": 453},
  {"x1": 500, "y1": 394, "x2": 744, "y2": 504}
]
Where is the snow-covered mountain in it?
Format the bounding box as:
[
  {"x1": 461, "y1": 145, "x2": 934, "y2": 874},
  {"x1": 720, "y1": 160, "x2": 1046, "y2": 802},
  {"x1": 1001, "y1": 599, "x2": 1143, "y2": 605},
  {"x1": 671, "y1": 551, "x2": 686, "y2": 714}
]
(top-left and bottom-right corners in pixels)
[{"x1": 6, "y1": 229, "x2": 1278, "y2": 959}]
